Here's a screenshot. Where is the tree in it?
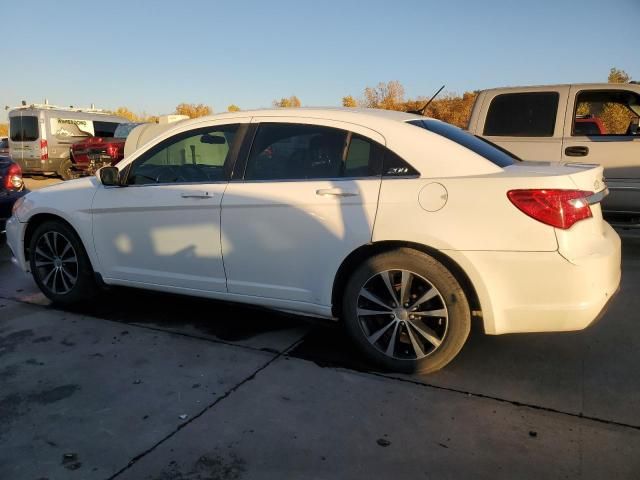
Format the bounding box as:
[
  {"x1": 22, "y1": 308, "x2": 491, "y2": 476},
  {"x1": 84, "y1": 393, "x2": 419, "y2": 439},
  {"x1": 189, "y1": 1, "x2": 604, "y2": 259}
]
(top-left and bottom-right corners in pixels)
[
  {"x1": 227, "y1": 104, "x2": 241, "y2": 112},
  {"x1": 273, "y1": 96, "x2": 301, "y2": 108},
  {"x1": 342, "y1": 95, "x2": 357, "y2": 108},
  {"x1": 601, "y1": 67, "x2": 633, "y2": 133},
  {"x1": 363, "y1": 81, "x2": 405, "y2": 110},
  {"x1": 608, "y1": 67, "x2": 630, "y2": 84},
  {"x1": 113, "y1": 107, "x2": 138, "y2": 122},
  {"x1": 175, "y1": 103, "x2": 212, "y2": 118},
  {"x1": 0, "y1": 123, "x2": 7, "y2": 136}
]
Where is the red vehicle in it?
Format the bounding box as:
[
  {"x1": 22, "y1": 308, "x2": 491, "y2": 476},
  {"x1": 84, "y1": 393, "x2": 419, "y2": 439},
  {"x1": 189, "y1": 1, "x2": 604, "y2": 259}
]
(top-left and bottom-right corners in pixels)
[
  {"x1": 70, "y1": 123, "x2": 142, "y2": 175},
  {"x1": 574, "y1": 115, "x2": 606, "y2": 135}
]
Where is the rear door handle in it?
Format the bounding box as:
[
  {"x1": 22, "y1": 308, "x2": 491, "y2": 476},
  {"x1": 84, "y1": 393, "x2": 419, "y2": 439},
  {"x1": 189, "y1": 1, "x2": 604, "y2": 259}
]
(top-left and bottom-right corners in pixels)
[
  {"x1": 316, "y1": 188, "x2": 358, "y2": 197},
  {"x1": 181, "y1": 191, "x2": 214, "y2": 199},
  {"x1": 565, "y1": 146, "x2": 589, "y2": 157}
]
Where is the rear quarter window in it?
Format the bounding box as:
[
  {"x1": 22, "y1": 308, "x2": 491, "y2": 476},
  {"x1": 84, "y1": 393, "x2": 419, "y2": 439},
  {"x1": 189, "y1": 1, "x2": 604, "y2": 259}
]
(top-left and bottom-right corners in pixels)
[
  {"x1": 409, "y1": 119, "x2": 517, "y2": 168},
  {"x1": 483, "y1": 92, "x2": 559, "y2": 137}
]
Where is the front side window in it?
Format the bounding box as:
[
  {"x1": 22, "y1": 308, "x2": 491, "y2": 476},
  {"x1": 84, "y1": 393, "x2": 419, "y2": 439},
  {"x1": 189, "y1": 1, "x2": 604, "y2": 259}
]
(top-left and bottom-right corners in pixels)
[
  {"x1": 483, "y1": 92, "x2": 559, "y2": 137},
  {"x1": 127, "y1": 125, "x2": 239, "y2": 185},
  {"x1": 10, "y1": 115, "x2": 39, "y2": 142},
  {"x1": 573, "y1": 90, "x2": 640, "y2": 136},
  {"x1": 244, "y1": 123, "x2": 383, "y2": 181}
]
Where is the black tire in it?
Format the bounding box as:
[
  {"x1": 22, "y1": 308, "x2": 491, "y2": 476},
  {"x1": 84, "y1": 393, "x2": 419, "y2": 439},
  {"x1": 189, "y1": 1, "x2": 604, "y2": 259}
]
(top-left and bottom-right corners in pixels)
[
  {"x1": 29, "y1": 220, "x2": 98, "y2": 305},
  {"x1": 342, "y1": 248, "x2": 471, "y2": 374},
  {"x1": 57, "y1": 158, "x2": 75, "y2": 181}
]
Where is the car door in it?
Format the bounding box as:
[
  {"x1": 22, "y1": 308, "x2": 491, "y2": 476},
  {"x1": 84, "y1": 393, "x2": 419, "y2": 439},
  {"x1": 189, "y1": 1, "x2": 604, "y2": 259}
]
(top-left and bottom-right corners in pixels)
[
  {"x1": 221, "y1": 119, "x2": 384, "y2": 306},
  {"x1": 562, "y1": 86, "x2": 640, "y2": 214},
  {"x1": 91, "y1": 121, "x2": 247, "y2": 292}
]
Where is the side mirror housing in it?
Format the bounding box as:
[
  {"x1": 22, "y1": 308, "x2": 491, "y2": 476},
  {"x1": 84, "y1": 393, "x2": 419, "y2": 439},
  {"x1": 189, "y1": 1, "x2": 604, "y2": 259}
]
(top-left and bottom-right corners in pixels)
[{"x1": 98, "y1": 166, "x2": 121, "y2": 186}]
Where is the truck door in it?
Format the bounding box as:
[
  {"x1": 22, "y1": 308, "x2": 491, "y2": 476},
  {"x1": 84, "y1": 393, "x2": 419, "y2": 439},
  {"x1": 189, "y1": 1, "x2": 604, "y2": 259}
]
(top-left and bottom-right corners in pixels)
[
  {"x1": 478, "y1": 89, "x2": 567, "y2": 161},
  {"x1": 562, "y1": 86, "x2": 640, "y2": 215},
  {"x1": 8, "y1": 111, "x2": 41, "y2": 170}
]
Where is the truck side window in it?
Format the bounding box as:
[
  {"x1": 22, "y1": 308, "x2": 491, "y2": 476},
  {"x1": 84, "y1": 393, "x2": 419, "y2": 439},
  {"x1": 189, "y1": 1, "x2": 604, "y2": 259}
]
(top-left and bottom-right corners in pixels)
[
  {"x1": 483, "y1": 92, "x2": 559, "y2": 137},
  {"x1": 573, "y1": 90, "x2": 640, "y2": 136}
]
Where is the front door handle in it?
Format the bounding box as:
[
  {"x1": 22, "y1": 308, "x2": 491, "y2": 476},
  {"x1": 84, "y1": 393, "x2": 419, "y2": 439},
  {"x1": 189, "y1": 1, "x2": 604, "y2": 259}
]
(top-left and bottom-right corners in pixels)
[
  {"x1": 181, "y1": 192, "x2": 214, "y2": 199},
  {"x1": 565, "y1": 146, "x2": 589, "y2": 157},
  {"x1": 316, "y1": 188, "x2": 358, "y2": 197}
]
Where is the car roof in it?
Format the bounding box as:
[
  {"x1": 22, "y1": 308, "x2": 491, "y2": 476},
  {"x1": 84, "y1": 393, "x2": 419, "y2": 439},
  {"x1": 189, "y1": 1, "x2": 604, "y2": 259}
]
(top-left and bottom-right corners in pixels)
[{"x1": 171, "y1": 107, "x2": 429, "y2": 131}]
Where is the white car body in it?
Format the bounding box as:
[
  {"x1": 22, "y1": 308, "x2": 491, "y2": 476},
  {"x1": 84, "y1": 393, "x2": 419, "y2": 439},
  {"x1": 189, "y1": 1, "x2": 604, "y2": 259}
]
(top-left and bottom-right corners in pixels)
[{"x1": 6, "y1": 108, "x2": 621, "y2": 336}]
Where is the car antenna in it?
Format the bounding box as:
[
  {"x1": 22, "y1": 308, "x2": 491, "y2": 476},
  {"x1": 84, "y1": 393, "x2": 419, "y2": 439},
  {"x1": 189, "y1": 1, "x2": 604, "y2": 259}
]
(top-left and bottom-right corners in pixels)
[{"x1": 407, "y1": 85, "x2": 445, "y2": 116}]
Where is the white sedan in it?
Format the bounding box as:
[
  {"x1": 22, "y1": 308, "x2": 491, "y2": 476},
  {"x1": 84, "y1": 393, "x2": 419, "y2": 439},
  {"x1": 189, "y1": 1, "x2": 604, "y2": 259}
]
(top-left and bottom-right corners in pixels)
[{"x1": 5, "y1": 108, "x2": 621, "y2": 373}]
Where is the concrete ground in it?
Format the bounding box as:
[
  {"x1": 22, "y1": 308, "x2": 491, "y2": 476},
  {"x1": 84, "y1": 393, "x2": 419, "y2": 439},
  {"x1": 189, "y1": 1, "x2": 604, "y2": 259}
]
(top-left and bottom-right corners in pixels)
[{"x1": 1, "y1": 182, "x2": 639, "y2": 479}]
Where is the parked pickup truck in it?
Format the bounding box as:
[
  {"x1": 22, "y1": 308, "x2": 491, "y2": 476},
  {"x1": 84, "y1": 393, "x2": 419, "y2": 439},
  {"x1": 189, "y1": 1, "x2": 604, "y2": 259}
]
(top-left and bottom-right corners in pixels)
[
  {"x1": 468, "y1": 83, "x2": 640, "y2": 224},
  {"x1": 70, "y1": 122, "x2": 142, "y2": 175}
]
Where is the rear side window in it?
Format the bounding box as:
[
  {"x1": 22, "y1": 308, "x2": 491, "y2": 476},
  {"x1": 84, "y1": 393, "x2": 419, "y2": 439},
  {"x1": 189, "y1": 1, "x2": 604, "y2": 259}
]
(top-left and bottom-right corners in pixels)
[
  {"x1": 410, "y1": 119, "x2": 517, "y2": 168},
  {"x1": 9, "y1": 115, "x2": 39, "y2": 142},
  {"x1": 483, "y1": 92, "x2": 559, "y2": 137},
  {"x1": 244, "y1": 123, "x2": 383, "y2": 181}
]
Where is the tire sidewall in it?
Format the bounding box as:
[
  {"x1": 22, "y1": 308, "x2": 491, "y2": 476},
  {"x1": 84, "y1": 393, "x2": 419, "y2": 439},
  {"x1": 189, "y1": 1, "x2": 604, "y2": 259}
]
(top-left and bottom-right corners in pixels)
[
  {"x1": 29, "y1": 220, "x2": 96, "y2": 305},
  {"x1": 343, "y1": 249, "x2": 471, "y2": 374}
]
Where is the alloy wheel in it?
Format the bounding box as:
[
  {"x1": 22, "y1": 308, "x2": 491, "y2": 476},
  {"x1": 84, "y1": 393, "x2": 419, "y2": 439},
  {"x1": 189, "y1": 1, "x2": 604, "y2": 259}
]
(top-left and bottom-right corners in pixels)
[
  {"x1": 356, "y1": 269, "x2": 448, "y2": 360},
  {"x1": 33, "y1": 231, "x2": 79, "y2": 295}
]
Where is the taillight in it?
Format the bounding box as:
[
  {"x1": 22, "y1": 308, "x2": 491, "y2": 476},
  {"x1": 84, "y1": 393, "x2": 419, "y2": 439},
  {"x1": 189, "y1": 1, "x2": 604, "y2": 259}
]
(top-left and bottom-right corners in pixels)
[
  {"x1": 106, "y1": 144, "x2": 119, "y2": 159},
  {"x1": 40, "y1": 139, "x2": 49, "y2": 160},
  {"x1": 507, "y1": 189, "x2": 594, "y2": 229},
  {"x1": 6, "y1": 163, "x2": 24, "y2": 190}
]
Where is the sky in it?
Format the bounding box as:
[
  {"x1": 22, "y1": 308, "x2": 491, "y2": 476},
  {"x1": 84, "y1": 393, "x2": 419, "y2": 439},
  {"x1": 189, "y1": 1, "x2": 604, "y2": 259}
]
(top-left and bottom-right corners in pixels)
[{"x1": 1, "y1": 0, "x2": 639, "y2": 121}]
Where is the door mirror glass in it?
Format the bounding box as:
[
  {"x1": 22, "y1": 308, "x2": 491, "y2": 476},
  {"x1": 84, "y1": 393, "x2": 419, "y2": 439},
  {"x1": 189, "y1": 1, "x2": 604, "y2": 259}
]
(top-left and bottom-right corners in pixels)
[{"x1": 98, "y1": 166, "x2": 120, "y2": 186}]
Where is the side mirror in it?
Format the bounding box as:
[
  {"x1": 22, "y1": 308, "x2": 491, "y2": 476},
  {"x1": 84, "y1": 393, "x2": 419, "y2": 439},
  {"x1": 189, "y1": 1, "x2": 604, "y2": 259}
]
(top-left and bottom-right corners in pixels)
[{"x1": 98, "y1": 166, "x2": 121, "y2": 186}]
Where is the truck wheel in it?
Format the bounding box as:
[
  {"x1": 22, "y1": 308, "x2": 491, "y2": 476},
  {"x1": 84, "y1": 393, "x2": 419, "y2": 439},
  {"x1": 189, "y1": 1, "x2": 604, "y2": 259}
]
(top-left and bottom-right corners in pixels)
[
  {"x1": 342, "y1": 248, "x2": 471, "y2": 374},
  {"x1": 29, "y1": 220, "x2": 98, "y2": 305},
  {"x1": 57, "y1": 158, "x2": 75, "y2": 181}
]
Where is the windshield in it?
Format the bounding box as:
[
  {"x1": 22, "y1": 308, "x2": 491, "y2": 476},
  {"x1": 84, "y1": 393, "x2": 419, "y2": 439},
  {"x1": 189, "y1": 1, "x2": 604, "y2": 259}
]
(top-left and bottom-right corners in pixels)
[{"x1": 408, "y1": 119, "x2": 518, "y2": 168}]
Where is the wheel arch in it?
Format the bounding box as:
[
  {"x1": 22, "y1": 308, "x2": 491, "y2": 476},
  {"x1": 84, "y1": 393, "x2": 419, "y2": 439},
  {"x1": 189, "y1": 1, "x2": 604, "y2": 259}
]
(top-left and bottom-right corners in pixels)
[
  {"x1": 331, "y1": 241, "x2": 483, "y2": 326},
  {"x1": 23, "y1": 213, "x2": 97, "y2": 273}
]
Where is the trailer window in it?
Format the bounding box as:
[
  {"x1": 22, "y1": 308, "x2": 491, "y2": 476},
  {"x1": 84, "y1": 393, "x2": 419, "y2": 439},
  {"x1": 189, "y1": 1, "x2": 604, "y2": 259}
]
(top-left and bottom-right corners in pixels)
[{"x1": 10, "y1": 115, "x2": 39, "y2": 142}]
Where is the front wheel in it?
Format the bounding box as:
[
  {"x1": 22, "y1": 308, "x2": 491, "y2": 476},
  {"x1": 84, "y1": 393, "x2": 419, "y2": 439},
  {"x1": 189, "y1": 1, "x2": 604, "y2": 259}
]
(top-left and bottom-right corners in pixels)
[
  {"x1": 342, "y1": 249, "x2": 471, "y2": 374},
  {"x1": 29, "y1": 220, "x2": 98, "y2": 305}
]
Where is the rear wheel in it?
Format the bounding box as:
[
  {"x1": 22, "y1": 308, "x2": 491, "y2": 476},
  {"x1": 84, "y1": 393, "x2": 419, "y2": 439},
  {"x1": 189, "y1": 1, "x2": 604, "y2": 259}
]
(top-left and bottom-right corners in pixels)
[
  {"x1": 29, "y1": 220, "x2": 98, "y2": 305},
  {"x1": 343, "y1": 249, "x2": 471, "y2": 374}
]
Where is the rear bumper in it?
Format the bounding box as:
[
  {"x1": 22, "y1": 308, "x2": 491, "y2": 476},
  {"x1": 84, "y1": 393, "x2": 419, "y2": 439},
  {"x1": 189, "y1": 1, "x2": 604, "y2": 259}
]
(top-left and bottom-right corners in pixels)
[
  {"x1": 447, "y1": 226, "x2": 621, "y2": 334},
  {"x1": 19, "y1": 157, "x2": 63, "y2": 174}
]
